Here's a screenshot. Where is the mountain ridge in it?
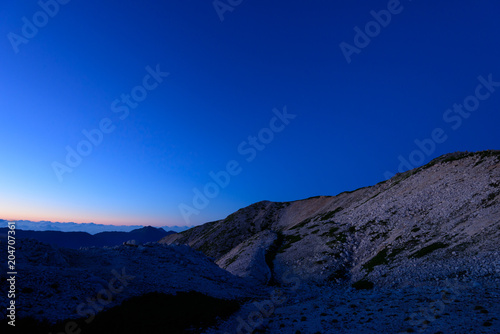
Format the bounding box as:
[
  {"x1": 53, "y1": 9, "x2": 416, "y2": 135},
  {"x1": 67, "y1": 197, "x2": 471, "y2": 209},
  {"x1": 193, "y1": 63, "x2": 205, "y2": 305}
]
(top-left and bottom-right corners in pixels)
[
  {"x1": 0, "y1": 226, "x2": 174, "y2": 249},
  {"x1": 161, "y1": 150, "x2": 500, "y2": 285},
  {"x1": 0, "y1": 220, "x2": 192, "y2": 234}
]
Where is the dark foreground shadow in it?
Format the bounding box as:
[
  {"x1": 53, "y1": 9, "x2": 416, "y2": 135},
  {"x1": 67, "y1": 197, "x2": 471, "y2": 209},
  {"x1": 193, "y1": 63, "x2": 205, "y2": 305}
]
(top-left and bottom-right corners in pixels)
[{"x1": 1, "y1": 291, "x2": 241, "y2": 334}]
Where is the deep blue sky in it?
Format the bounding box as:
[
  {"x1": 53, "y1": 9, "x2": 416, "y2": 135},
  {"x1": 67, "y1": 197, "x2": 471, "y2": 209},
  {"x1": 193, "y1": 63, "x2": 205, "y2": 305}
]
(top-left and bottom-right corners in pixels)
[{"x1": 1, "y1": 0, "x2": 499, "y2": 226}]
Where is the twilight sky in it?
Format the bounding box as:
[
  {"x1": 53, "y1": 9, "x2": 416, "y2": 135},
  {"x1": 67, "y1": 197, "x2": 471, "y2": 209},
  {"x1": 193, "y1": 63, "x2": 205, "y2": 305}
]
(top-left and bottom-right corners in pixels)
[{"x1": 1, "y1": 0, "x2": 499, "y2": 227}]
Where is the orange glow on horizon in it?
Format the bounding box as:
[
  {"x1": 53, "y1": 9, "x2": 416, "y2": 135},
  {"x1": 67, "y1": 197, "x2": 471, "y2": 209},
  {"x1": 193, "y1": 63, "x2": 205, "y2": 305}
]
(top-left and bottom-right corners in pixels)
[
  {"x1": 0, "y1": 211, "x2": 179, "y2": 227},
  {"x1": 0, "y1": 192, "x2": 184, "y2": 227}
]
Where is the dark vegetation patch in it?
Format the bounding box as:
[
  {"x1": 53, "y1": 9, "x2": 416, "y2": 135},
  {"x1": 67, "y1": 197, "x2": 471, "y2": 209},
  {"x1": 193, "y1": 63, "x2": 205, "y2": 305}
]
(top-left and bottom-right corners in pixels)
[
  {"x1": 278, "y1": 233, "x2": 303, "y2": 253},
  {"x1": 305, "y1": 195, "x2": 332, "y2": 200},
  {"x1": 474, "y1": 150, "x2": 500, "y2": 166},
  {"x1": 285, "y1": 234, "x2": 302, "y2": 244},
  {"x1": 290, "y1": 217, "x2": 313, "y2": 230},
  {"x1": 325, "y1": 231, "x2": 347, "y2": 247},
  {"x1": 291, "y1": 208, "x2": 344, "y2": 230},
  {"x1": 442, "y1": 153, "x2": 474, "y2": 163},
  {"x1": 409, "y1": 242, "x2": 448, "y2": 259},
  {"x1": 391, "y1": 151, "x2": 499, "y2": 185},
  {"x1": 225, "y1": 213, "x2": 237, "y2": 222},
  {"x1": 276, "y1": 202, "x2": 291, "y2": 209},
  {"x1": 370, "y1": 231, "x2": 389, "y2": 242},
  {"x1": 338, "y1": 185, "x2": 370, "y2": 195},
  {"x1": 326, "y1": 240, "x2": 336, "y2": 247},
  {"x1": 328, "y1": 268, "x2": 349, "y2": 281},
  {"x1": 0, "y1": 292, "x2": 241, "y2": 334},
  {"x1": 368, "y1": 191, "x2": 383, "y2": 200},
  {"x1": 482, "y1": 191, "x2": 499, "y2": 208},
  {"x1": 352, "y1": 280, "x2": 374, "y2": 290},
  {"x1": 321, "y1": 227, "x2": 339, "y2": 237},
  {"x1": 422, "y1": 151, "x2": 474, "y2": 170},
  {"x1": 363, "y1": 248, "x2": 389, "y2": 272},
  {"x1": 335, "y1": 232, "x2": 347, "y2": 242},
  {"x1": 290, "y1": 207, "x2": 344, "y2": 230},
  {"x1": 487, "y1": 192, "x2": 498, "y2": 201},
  {"x1": 320, "y1": 207, "x2": 343, "y2": 221},
  {"x1": 450, "y1": 270, "x2": 468, "y2": 279},
  {"x1": 387, "y1": 247, "x2": 405, "y2": 259},
  {"x1": 391, "y1": 169, "x2": 419, "y2": 186}
]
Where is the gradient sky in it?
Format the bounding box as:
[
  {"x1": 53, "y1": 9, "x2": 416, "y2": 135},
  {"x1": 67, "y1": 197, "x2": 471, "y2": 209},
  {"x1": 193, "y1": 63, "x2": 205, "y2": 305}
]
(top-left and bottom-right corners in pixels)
[{"x1": 1, "y1": 0, "x2": 499, "y2": 227}]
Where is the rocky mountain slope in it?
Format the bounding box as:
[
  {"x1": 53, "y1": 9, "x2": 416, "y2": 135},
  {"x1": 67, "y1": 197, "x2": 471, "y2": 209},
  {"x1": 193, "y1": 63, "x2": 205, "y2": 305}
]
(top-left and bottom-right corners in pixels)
[
  {"x1": 161, "y1": 151, "x2": 500, "y2": 288},
  {"x1": 160, "y1": 150, "x2": 500, "y2": 332}
]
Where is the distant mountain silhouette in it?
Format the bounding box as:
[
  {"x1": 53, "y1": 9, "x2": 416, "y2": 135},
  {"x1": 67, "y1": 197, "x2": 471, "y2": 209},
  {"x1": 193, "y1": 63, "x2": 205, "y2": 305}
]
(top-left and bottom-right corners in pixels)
[
  {"x1": 0, "y1": 219, "x2": 193, "y2": 234},
  {"x1": 0, "y1": 226, "x2": 174, "y2": 249}
]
